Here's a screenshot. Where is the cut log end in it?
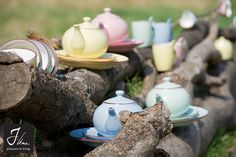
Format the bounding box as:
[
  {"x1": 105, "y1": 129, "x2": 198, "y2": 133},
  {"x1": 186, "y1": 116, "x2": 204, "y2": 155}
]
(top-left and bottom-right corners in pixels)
[
  {"x1": 0, "y1": 58, "x2": 31, "y2": 111},
  {"x1": 0, "y1": 51, "x2": 23, "y2": 64}
]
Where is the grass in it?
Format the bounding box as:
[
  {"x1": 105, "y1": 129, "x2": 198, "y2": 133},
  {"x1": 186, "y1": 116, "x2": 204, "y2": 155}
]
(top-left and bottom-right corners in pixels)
[
  {"x1": 204, "y1": 129, "x2": 236, "y2": 157},
  {"x1": 126, "y1": 73, "x2": 143, "y2": 97},
  {"x1": 0, "y1": 0, "x2": 235, "y2": 43}
]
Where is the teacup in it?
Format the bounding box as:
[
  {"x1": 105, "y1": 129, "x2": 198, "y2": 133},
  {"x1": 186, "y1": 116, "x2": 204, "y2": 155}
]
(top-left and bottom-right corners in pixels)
[
  {"x1": 152, "y1": 18, "x2": 172, "y2": 44},
  {"x1": 131, "y1": 16, "x2": 154, "y2": 48},
  {"x1": 152, "y1": 40, "x2": 175, "y2": 72}
]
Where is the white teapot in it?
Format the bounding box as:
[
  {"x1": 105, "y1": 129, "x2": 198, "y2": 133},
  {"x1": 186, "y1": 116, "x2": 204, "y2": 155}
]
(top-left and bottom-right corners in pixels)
[{"x1": 93, "y1": 90, "x2": 143, "y2": 137}]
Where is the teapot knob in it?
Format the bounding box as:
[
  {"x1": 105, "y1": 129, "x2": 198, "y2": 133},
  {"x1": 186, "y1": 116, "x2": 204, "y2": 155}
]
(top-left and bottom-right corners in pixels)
[
  {"x1": 163, "y1": 77, "x2": 171, "y2": 82},
  {"x1": 83, "y1": 17, "x2": 91, "y2": 23},
  {"x1": 104, "y1": 7, "x2": 111, "y2": 13},
  {"x1": 116, "y1": 90, "x2": 124, "y2": 96}
]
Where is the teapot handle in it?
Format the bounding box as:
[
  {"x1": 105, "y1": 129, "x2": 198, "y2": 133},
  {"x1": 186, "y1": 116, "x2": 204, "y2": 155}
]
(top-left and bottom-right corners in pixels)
[
  {"x1": 148, "y1": 16, "x2": 154, "y2": 24},
  {"x1": 98, "y1": 21, "x2": 104, "y2": 29}
]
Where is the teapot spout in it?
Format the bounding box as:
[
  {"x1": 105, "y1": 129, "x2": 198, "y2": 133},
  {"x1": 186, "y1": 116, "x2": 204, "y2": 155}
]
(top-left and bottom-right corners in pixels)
[
  {"x1": 71, "y1": 24, "x2": 85, "y2": 52},
  {"x1": 105, "y1": 107, "x2": 122, "y2": 135}
]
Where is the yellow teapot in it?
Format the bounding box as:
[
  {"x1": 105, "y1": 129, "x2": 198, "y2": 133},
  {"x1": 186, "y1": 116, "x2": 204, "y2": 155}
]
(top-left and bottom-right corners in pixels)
[
  {"x1": 214, "y1": 36, "x2": 233, "y2": 61},
  {"x1": 62, "y1": 17, "x2": 108, "y2": 59}
]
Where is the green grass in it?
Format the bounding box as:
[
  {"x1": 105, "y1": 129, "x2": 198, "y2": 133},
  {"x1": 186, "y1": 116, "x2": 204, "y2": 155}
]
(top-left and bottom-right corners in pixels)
[
  {"x1": 204, "y1": 129, "x2": 236, "y2": 157},
  {"x1": 0, "y1": 0, "x2": 235, "y2": 43},
  {"x1": 126, "y1": 73, "x2": 143, "y2": 97}
]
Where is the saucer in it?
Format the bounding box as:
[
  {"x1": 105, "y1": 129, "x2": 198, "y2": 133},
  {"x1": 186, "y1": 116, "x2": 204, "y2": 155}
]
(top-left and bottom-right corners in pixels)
[
  {"x1": 171, "y1": 106, "x2": 208, "y2": 127},
  {"x1": 85, "y1": 127, "x2": 113, "y2": 141},
  {"x1": 69, "y1": 128, "x2": 108, "y2": 148},
  {"x1": 56, "y1": 51, "x2": 129, "y2": 70},
  {"x1": 169, "y1": 106, "x2": 199, "y2": 121},
  {"x1": 108, "y1": 39, "x2": 143, "y2": 53}
]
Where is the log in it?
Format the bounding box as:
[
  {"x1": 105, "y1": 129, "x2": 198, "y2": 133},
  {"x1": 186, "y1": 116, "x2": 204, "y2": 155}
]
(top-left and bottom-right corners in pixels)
[
  {"x1": 181, "y1": 21, "x2": 209, "y2": 49},
  {"x1": 156, "y1": 53, "x2": 236, "y2": 157},
  {"x1": 0, "y1": 50, "x2": 146, "y2": 133},
  {"x1": 85, "y1": 103, "x2": 172, "y2": 157},
  {"x1": 133, "y1": 59, "x2": 157, "y2": 108},
  {"x1": 154, "y1": 12, "x2": 236, "y2": 155},
  {"x1": 219, "y1": 26, "x2": 236, "y2": 41}
]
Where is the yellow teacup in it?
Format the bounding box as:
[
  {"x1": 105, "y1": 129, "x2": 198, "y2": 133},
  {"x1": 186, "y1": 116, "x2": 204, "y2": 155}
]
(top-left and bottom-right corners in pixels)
[{"x1": 152, "y1": 40, "x2": 175, "y2": 72}]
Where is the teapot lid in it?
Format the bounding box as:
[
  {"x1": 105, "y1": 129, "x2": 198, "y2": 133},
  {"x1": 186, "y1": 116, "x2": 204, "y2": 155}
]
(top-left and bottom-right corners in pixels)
[
  {"x1": 79, "y1": 17, "x2": 99, "y2": 29},
  {"x1": 155, "y1": 77, "x2": 181, "y2": 89},
  {"x1": 96, "y1": 8, "x2": 122, "y2": 19},
  {"x1": 104, "y1": 90, "x2": 135, "y2": 104}
]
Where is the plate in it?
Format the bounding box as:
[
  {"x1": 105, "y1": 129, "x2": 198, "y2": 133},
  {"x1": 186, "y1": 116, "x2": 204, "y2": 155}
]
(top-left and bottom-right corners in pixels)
[
  {"x1": 1, "y1": 48, "x2": 37, "y2": 64},
  {"x1": 40, "y1": 41, "x2": 58, "y2": 74},
  {"x1": 171, "y1": 106, "x2": 208, "y2": 127},
  {"x1": 169, "y1": 106, "x2": 199, "y2": 121},
  {"x1": 69, "y1": 128, "x2": 107, "y2": 148},
  {"x1": 108, "y1": 39, "x2": 143, "y2": 53},
  {"x1": 57, "y1": 51, "x2": 129, "y2": 70},
  {"x1": 85, "y1": 127, "x2": 113, "y2": 141},
  {"x1": 0, "y1": 39, "x2": 42, "y2": 67},
  {"x1": 29, "y1": 40, "x2": 51, "y2": 71}
]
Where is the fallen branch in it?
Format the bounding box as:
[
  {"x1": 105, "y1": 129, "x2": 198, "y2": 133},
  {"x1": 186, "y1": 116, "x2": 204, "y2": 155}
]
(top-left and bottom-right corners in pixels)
[{"x1": 85, "y1": 103, "x2": 172, "y2": 157}]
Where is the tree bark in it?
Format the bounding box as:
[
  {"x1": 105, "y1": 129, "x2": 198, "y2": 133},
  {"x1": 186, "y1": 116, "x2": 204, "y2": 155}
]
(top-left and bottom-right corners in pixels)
[{"x1": 0, "y1": 50, "x2": 146, "y2": 133}]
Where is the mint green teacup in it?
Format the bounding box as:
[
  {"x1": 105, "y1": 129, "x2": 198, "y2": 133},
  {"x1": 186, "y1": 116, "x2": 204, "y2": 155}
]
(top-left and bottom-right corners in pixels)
[{"x1": 131, "y1": 17, "x2": 154, "y2": 48}]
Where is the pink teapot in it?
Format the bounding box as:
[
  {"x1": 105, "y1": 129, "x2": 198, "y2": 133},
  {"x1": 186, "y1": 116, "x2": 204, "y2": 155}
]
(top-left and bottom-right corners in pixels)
[{"x1": 92, "y1": 8, "x2": 129, "y2": 44}]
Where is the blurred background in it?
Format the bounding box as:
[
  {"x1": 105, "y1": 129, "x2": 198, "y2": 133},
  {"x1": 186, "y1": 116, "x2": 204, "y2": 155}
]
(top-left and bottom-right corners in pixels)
[{"x1": 0, "y1": 0, "x2": 235, "y2": 43}]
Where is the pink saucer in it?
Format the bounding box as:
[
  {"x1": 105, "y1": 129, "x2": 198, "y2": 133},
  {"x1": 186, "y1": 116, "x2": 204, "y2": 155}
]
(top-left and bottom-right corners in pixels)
[{"x1": 108, "y1": 39, "x2": 143, "y2": 53}]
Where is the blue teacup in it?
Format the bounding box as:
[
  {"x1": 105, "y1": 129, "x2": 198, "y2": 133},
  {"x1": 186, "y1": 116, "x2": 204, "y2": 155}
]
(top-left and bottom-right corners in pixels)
[{"x1": 152, "y1": 18, "x2": 172, "y2": 44}]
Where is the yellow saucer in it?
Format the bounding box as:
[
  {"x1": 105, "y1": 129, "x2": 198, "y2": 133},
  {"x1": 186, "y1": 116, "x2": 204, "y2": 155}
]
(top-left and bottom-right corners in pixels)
[{"x1": 56, "y1": 50, "x2": 129, "y2": 70}]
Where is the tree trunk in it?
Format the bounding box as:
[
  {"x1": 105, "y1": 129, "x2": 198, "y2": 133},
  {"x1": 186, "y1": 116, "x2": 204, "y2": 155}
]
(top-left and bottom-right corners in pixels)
[{"x1": 0, "y1": 50, "x2": 146, "y2": 133}]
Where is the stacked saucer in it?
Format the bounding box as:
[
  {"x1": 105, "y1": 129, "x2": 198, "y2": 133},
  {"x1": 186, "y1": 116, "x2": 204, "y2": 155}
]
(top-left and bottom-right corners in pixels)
[
  {"x1": 69, "y1": 127, "x2": 112, "y2": 148},
  {"x1": 0, "y1": 39, "x2": 58, "y2": 74}
]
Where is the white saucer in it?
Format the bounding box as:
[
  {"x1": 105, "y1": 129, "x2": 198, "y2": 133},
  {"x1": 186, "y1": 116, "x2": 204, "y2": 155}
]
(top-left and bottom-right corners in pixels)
[
  {"x1": 171, "y1": 106, "x2": 208, "y2": 127},
  {"x1": 85, "y1": 127, "x2": 113, "y2": 141}
]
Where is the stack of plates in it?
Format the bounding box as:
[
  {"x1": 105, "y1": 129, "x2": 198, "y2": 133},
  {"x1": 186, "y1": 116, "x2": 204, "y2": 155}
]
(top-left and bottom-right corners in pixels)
[
  {"x1": 56, "y1": 50, "x2": 129, "y2": 70},
  {"x1": 0, "y1": 39, "x2": 58, "y2": 74},
  {"x1": 170, "y1": 106, "x2": 208, "y2": 127},
  {"x1": 69, "y1": 127, "x2": 112, "y2": 148}
]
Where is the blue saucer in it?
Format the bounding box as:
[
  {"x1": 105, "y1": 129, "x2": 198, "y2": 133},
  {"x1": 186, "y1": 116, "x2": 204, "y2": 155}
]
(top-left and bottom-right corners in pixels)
[
  {"x1": 85, "y1": 127, "x2": 113, "y2": 141},
  {"x1": 69, "y1": 128, "x2": 109, "y2": 147}
]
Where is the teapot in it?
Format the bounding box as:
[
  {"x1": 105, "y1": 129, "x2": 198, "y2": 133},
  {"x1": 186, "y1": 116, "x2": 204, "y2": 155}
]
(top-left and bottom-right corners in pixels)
[
  {"x1": 62, "y1": 17, "x2": 108, "y2": 59},
  {"x1": 145, "y1": 77, "x2": 191, "y2": 118},
  {"x1": 93, "y1": 90, "x2": 143, "y2": 137},
  {"x1": 92, "y1": 8, "x2": 129, "y2": 44},
  {"x1": 214, "y1": 36, "x2": 233, "y2": 60}
]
